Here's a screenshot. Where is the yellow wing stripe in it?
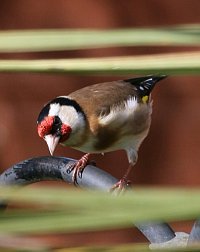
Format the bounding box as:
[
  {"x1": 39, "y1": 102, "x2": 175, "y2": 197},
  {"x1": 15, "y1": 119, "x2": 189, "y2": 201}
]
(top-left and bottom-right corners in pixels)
[{"x1": 142, "y1": 95, "x2": 149, "y2": 103}]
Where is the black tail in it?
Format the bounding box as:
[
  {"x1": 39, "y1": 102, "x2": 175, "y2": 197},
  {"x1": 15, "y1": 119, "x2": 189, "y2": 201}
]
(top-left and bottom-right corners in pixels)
[{"x1": 124, "y1": 75, "x2": 167, "y2": 97}]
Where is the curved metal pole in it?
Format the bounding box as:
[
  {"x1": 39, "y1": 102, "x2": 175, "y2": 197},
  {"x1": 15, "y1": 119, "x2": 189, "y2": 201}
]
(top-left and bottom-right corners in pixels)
[{"x1": 0, "y1": 156, "x2": 175, "y2": 244}]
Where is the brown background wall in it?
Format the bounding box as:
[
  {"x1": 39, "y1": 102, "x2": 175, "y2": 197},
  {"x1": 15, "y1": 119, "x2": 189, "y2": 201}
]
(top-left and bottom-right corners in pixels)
[{"x1": 0, "y1": 0, "x2": 200, "y2": 247}]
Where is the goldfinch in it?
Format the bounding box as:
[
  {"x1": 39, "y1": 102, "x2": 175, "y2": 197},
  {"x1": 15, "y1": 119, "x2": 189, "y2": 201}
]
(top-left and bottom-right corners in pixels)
[{"x1": 37, "y1": 75, "x2": 166, "y2": 190}]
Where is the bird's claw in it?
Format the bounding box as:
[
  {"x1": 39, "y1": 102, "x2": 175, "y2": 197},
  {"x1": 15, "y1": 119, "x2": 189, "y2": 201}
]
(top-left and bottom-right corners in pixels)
[
  {"x1": 66, "y1": 153, "x2": 90, "y2": 185},
  {"x1": 110, "y1": 178, "x2": 131, "y2": 194},
  {"x1": 66, "y1": 162, "x2": 84, "y2": 185}
]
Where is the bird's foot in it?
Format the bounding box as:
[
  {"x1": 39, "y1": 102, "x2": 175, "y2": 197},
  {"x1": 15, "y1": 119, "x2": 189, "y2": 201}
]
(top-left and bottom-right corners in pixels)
[
  {"x1": 110, "y1": 164, "x2": 133, "y2": 194},
  {"x1": 67, "y1": 153, "x2": 90, "y2": 185},
  {"x1": 110, "y1": 178, "x2": 131, "y2": 194}
]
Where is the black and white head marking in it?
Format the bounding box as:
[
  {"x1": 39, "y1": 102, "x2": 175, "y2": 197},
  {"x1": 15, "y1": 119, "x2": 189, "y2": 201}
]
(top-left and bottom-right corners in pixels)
[{"x1": 37, "y1": 97, "x2": 85, "y2": 124}]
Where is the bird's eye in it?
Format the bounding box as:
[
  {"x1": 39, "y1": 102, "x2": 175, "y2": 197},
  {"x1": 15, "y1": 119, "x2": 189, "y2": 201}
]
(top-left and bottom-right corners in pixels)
[
  {"x1": 54, "y1": 116, "x2": 61, "y2": 126},
  {"x1": 51, "y1": 116, "x2": 62, "y2": 136}
]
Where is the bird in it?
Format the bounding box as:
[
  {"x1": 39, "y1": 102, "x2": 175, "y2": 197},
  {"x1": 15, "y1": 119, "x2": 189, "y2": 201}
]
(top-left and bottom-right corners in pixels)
[{"x1": 37, "y1": 75, "x2": 166, "y2": 191}]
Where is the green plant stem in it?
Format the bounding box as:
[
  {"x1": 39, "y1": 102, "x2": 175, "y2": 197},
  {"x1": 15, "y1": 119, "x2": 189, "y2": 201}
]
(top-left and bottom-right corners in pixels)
[
  {"x1": 0, "y1": 52, "x2": 199, "y2": 75},
  {"x1": 0, "y1": 25, "x2": 199, "y2": 52}
]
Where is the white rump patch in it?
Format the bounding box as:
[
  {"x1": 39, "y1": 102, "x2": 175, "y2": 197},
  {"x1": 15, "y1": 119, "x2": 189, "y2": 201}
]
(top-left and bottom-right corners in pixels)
[{"x1": 99, "y1": 97, "x2": 139, "y2": 126}]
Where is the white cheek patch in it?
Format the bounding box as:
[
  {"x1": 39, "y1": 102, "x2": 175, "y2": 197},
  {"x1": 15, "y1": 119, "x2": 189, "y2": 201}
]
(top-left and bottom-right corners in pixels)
[
  {"x1": 59, "y1": 106, "x2": 78, "y2": 126},
  {"x1": 99, "y1": 97, "x2": 139, "y2": 126},
  {"x1": 49, "y1": 103, "x2": 60, "y2": 116},
  {"x1": 59, "y1": 105, "x2": 85, "y2": 133}
]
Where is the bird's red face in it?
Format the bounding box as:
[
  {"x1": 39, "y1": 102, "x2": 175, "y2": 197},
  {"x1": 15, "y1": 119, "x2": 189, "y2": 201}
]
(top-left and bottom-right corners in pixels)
[
  {"x1": 37, "y1": 97, "x2": 86, "y2": 155},
  {"x1": 37, "y1": 115, "x2": 72, "y2": 155}
]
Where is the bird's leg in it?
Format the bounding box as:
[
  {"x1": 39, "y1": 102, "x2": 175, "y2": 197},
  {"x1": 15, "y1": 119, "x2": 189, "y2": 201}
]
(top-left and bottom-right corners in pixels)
[
  {"x1": 110, "y1": 149, "x2": 138, "y2": 193},
  {"x1": 110, "y1": 164, "x2": 133, "y2": 192},
  {"x1": 67, "y1": 153, "x2": 91, "y2": 185}
]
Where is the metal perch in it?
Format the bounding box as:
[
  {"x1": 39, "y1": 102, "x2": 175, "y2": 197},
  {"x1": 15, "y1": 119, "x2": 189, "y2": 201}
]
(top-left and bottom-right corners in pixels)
[{"x1": 0, "y1": 156, "x2": 198, "y2": 246}]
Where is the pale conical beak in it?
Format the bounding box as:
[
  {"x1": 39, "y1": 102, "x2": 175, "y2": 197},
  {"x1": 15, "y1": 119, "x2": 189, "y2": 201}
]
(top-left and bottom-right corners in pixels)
[{"x1": 44, "y1": 135, "x2": 60, "y2": 156}]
